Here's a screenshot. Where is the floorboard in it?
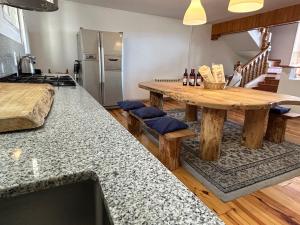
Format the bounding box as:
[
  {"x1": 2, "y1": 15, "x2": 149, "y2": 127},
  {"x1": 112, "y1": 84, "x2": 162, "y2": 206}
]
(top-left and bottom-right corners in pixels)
[{"x1": 109, "y1": 99, "x2": 300, "y2": 225}]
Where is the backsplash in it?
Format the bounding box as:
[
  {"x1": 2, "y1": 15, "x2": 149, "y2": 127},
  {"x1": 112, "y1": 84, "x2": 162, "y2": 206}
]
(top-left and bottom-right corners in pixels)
[{"x1": 0, "y1": 33, "x2": 24, "y2": 78}]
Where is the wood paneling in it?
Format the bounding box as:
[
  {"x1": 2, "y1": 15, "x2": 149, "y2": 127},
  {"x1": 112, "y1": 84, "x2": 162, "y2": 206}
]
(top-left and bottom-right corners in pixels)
[
  {"x1": 212, "y1": 4, "x2": 300, "y2": 40},
  {"x1": 109, "y1": 99, "x2": 300, "y2": 225}
]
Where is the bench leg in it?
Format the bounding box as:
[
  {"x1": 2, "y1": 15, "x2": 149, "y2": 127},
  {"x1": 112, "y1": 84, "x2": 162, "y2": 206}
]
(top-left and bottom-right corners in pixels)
[
  {"x1": 242, "y1": 109, "x2": 269, "y2": 149},
  {"x1": 200, "y1": 107, "x2": 226, "y2": 161},
  {"x1": 127, "y1": 114, "x2": 141, "y2": 137},
  {"x1": 159, "y1": 136, "x2": 181, "y2": 171},
  {"x1": 265, "y1": 113, "x2": 287, "y2": 143},
  {"x1": 185, "y1": 104, "x2": 198, "y2": 122},
  {"x1": 150, "y1": 91, "x2": 163, "y2": 110}
]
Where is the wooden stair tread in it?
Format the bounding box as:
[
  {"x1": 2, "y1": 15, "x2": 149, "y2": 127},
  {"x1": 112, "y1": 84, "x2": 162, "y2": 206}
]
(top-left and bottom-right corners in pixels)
[
  {"x1": 265, "y1": 76, "x2": 277, "y2": 80},
  {"x1": 269, "y1": 59, "x2": 282, "y2": 62},
  {"x1": 282, "y1": 112, "x2": 300, "y2": 119},
  {"x1": 268, "y1": 59, "x2": 282, "y2": 67},
  {"x1": 260, "y1": 83, "x2": 279, "y2": 86},
  {"x1": 260, "y1": 80, "x2": 280, "y2": 85}
]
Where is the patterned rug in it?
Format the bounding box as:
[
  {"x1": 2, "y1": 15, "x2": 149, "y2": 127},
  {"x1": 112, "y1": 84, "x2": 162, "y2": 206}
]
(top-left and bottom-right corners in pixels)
[{"x1": 143, "y1": 109, "x2": 300, "y2": 202}]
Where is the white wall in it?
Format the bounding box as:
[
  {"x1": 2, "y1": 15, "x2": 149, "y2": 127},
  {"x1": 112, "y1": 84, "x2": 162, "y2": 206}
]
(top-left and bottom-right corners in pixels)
[
  {"x1": 291, "y1": 23, "x2": 300, "y2": 66},
  {"x1": 24, "y1": 0, "x2": 239, "y2": 99},
  {"x1": 278, "y1": 68, "x2": 300, "y2": 113},
  {"x1": 190, "y1": 25, "x2": 241, "y2": 74},
  {"x1": 270, "y1": 23, "x2": 299, "y2": 65},
  {"x1": 24, "y1": 0, "x2": 190, "y2": 99}
]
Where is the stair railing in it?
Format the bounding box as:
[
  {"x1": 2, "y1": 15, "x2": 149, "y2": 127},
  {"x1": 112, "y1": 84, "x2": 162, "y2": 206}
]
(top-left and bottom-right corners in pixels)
[
  {"x1": 239, "y1": 28, "x2": 272, "y2": 87},
  {"x1": 240, "y1": 45, "x2": 271, "y2": 87}
]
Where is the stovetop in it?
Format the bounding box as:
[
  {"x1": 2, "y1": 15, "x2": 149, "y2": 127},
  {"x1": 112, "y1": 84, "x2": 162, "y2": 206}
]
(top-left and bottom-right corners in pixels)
[{"x1": 0, "y1": 74, "x2": 76, "y2": 87}]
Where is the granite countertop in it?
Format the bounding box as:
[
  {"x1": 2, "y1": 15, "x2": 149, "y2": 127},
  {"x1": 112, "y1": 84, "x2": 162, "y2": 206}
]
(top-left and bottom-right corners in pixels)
[{"x1": 0, "y1": 85, "x2": 224, "y2": 225}]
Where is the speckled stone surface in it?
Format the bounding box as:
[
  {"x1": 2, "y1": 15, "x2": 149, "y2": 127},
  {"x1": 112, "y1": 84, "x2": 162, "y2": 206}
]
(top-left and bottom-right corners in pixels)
[{"x1": 0, "y1": 86, "x2": 224, "y2": 225}]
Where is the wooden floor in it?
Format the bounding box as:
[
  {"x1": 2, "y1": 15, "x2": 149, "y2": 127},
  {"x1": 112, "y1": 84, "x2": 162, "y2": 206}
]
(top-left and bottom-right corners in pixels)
[{"x1": 109, "y1": 100, "x2": 300, "y2": 225}]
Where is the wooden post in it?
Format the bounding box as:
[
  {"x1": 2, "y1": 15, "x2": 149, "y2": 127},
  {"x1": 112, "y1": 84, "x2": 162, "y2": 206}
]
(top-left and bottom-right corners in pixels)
[
  {"x1": 265, "y1": 113, "x2": 287, "y2": 143},
  {"x1": 185, "y1": 104, "x2": 198, "y2": 122},
  {"x1": 150, "y1": 91, "x2": 163, "y2": 110},
  {"x1": 159, "y1": 136, "x2": 181, "y2": 171},
  {"x1": 200, "y1": 107, "x2": 226, "y2": 161},
  {"x1": 127, "y1": 114, "x2": 141, "y2": 137},
  {"x1": 242, "y1": 109, "x2": 269, "y2": 149}
]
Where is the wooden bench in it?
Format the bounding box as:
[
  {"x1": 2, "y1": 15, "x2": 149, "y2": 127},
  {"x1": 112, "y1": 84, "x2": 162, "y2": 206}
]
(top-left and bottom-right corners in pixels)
[
  {"x1": 127, "y1": 111, "x2": 195, "y2": 171},
  {"x1": 265, "y1": 112, "x2": 300, "y2": 143}
]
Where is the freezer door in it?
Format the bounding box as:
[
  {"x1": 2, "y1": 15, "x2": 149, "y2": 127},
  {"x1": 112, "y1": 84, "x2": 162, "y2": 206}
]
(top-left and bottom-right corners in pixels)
[
  {"x1": 79, "y1": 28, "x2": 101, "y2": 103},
  {"x1": 100, "y1": 32, "x2": 123, "y2": 107}
]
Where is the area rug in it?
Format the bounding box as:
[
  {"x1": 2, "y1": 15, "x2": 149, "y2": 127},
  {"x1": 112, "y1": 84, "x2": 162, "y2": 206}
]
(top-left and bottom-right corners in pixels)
[{"x1": 143, "y1": 109, "x2": 300, "y2": 202}]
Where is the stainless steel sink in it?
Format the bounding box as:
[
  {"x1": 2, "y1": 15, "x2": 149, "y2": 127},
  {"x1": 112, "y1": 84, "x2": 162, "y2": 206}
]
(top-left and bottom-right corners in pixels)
[{"x1": 0, "y1": 180, "x2": 111, "y2": 225}]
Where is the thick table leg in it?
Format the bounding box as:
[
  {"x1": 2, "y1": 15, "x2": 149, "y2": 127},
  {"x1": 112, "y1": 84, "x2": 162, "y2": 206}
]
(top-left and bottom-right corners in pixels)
[
  {"x1": 242, "y1": 109, "x2": 269, "y2": 149},
  {"x1": 200, "y1": 107, "x2": 226, "y2": 161},
  {"x1": 185, "y1": 104, "x2": 198, "y2": 122},
  {"x1": 150, "y1": 91, "x2": 163, "y2": 109},
  {"x1": 265, "y1": 113, "x2": 287, "y2": 143},
  {"x1": 159, "y1": 136, "x2": 181, "y2": 171}
]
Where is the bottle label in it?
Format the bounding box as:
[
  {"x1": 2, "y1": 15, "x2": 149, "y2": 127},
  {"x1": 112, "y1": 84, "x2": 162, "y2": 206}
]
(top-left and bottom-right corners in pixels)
[
  {"x1": 183, "y1": 78, "x2": 187, "y2": 83},
  {"x1": 190, "y1": 79, "x2": 194, "y2": 83},
  {"x1": 197, "y1": 78, "x2": 201, "y2": 83}
]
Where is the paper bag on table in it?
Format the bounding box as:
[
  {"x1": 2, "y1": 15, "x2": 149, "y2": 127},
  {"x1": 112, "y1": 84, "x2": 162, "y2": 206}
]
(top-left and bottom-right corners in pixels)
[
  {"x1": 199, "y1": 65, "x2": 216, "y2": 83},
  {"x1": 212, "y1": 64, "x2": 225, "y2": 83}
]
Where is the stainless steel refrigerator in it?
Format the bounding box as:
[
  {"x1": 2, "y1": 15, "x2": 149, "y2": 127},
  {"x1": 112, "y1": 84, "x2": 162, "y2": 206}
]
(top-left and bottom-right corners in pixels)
[{"x1": 78, "y1": 28, "x2": 123, "y2": 108}]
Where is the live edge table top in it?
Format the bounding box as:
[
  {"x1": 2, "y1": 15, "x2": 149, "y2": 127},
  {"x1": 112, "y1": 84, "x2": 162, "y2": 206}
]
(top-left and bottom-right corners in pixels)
[{"x1": 139, "y1": 82, "x2": 300, "y2": 110}]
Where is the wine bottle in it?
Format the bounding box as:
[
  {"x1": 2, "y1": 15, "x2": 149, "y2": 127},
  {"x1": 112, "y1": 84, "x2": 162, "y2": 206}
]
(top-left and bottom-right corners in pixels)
[
  {"x1": 183, "y1": 69, "x2": 188, "y2": 86},
  {"x1": 196, "y1": 72, "x2": 202, "y2": 86},
  {"x1": 189, "y1": 69, "x2": 195, "y2": 86}
]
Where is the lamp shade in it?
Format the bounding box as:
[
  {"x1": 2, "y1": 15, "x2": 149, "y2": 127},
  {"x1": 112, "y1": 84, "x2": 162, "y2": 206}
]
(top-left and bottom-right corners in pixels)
[
  {"x1": 228, "y1": 0, "x2": 264, "y2": 13},
  {"x1": 0, "y1": 0, "x2": 59, "y2": 12},
  {"x1": 183, "y1": 0, "x2": 207, "y2": 26}
]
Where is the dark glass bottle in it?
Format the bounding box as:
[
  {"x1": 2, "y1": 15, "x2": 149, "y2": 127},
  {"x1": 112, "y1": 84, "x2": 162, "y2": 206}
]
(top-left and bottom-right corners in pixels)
[
  {"x1": 189, "y1": 69, "x2": 195, "y2": 86},
  {"x1": 183, "y1": 68, "x2": 188, "y2": 86},
  {"x1": 196, "y1": 72, "x2": 202, "y2": 86}
]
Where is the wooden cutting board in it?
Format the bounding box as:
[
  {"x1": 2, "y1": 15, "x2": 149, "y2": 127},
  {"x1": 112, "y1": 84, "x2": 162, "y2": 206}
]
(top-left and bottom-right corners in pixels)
[{"x1": 0, "y1": 83, "x2": 55, "y2": 133}]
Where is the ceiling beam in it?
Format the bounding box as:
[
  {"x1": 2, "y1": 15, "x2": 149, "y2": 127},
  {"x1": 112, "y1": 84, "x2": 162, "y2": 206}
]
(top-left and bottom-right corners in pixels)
[{"x1": 211, "y1": 4, "x2": 300, "y2": 40}]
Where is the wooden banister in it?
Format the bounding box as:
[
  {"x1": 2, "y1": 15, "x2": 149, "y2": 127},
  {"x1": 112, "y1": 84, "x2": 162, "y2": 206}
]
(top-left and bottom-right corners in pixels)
[{"x1": 240, "y1": 45, "x2": 271, "y2": 87}]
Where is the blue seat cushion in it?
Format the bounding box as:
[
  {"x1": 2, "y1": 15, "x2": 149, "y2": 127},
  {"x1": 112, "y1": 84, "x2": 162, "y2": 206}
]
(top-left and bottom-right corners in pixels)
[
  {"x1": 144, "y1": 116, "x2": 188, "y2": 135},
  {"x1": 117, "y1": 100, "x2": 145, "y2": 111},
  {"x1": 131, "y1": 107, "x2": 166, "y2": 119},
  {"x1": 270, "y1": 106, "x2": 291, "y2": 115}
]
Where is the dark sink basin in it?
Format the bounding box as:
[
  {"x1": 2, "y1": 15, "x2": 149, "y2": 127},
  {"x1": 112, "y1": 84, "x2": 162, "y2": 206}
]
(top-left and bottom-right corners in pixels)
[{"x1": 0, "y1": 180, "x2": 111, "y2": 225}]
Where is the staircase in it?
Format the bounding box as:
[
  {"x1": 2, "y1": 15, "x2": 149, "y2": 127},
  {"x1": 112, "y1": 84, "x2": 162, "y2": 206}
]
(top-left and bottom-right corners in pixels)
[
  {"x1": 239, "y1": 28, "x2": 275, "y2": 88},
  {"x1": 240, "y1": 46, "x2": 271, "y2": 87},
  {"x1": 246, "y1": 59, "x2": 282, "y2": 92},
  {"x1": 253, "y1": 76, "x2": 280, "y2": 92}
]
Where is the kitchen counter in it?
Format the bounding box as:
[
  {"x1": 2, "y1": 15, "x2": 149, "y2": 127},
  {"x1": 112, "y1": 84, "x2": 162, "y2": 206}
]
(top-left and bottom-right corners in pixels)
[{"x1": 0, "y1": 85, "x2": 224, "y2": 225}]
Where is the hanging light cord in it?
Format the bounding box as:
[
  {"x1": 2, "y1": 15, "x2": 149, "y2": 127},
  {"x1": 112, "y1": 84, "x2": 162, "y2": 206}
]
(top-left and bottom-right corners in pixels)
[{"x1": 187, "y1": 26, "x2": 194, "y2": 70}]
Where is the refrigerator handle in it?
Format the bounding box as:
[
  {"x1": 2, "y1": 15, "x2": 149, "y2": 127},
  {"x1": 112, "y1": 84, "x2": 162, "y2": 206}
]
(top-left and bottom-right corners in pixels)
[
  {"x1": 98, "y1": 33, "x2": 105, "y2": 83},
  {"x1": 97, "y1": 32, "x2": 105, "y2": 104}
]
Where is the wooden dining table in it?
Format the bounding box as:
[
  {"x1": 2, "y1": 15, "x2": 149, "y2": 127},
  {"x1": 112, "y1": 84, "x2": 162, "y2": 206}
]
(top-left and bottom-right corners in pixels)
[{"x1": 139, "y1": 82, "x2": 300, "y2": 161}]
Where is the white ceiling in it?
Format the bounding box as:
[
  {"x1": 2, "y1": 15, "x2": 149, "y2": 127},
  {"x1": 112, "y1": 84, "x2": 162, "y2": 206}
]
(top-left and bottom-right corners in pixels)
[{"x1": 68, "y1": 0, "x2": 300, "y2": 23}]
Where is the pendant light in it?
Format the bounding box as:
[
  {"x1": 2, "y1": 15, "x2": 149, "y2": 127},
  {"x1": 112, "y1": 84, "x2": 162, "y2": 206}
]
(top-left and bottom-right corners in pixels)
[
  {"x1": 183, "y1": 0, "x2": 207, "y2": 26},
  {"x1": 228, "y1": 0, "x2": 264, "y2": 13},
  {"x1": 0, "y1": 0, "x2": 59, "y2": 12}
]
